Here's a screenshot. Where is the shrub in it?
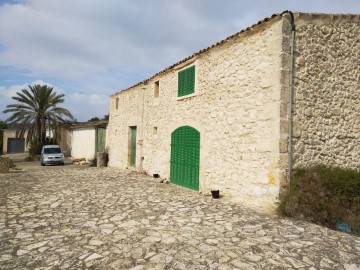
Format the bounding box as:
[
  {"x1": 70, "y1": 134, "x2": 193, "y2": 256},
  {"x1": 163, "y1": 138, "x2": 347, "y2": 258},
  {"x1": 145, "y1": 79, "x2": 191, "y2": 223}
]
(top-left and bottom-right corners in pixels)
[
  {"x1": 89, "y1": 156, "x2": 97, "y2": 167},
  {"x1": 24, "y1": 155, "x2": 35, "y2": 162},
  {"x1": 8, "y1": 159, "x2": 16, "y2": 168},
  {"x1": 278, "y1": 164, "x2": 360, "y2": 235}
]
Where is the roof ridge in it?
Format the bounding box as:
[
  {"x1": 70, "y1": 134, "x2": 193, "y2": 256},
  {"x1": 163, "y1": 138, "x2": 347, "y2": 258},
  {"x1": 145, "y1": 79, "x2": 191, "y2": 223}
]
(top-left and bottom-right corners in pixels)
[{"x1": 112, "y1": 11, "x2": 285, "y2": 96}]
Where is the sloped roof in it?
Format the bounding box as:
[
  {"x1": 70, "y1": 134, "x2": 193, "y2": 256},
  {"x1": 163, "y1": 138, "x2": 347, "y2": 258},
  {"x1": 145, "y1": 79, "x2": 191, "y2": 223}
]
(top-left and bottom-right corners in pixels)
[
  {"x1": 64, "y1": 120, "x2": 108, "y2": 130},
  {"x1": 111, "y1": 11, "x2": 283, "y2": 96}
]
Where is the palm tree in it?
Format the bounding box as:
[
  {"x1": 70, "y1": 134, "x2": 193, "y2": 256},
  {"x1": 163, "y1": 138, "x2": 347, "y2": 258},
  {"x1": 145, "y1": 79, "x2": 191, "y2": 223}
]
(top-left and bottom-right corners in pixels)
[{"x1": 3, "y1": 84, "x2": 74, "y2": 146}]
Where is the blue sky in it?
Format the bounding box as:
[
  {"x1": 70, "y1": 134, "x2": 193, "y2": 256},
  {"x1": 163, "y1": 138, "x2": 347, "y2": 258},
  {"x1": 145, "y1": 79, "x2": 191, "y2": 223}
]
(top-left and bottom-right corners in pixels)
[{"x1": 0, "y1": 0, "x2": 359, "y2": 121}]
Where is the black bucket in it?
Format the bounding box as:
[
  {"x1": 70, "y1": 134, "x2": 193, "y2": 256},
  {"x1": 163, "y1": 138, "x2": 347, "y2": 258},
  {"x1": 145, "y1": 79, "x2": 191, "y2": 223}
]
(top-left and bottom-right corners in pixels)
[{"x1": 211, "y1": 190, "x2": 220, "y2": 199}]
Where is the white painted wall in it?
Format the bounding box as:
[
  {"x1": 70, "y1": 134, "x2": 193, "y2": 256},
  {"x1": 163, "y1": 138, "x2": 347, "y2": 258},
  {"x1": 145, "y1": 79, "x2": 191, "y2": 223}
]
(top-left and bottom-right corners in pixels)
[{"x1": 71, "y1": 128, "x2": 96, "y2": 160}]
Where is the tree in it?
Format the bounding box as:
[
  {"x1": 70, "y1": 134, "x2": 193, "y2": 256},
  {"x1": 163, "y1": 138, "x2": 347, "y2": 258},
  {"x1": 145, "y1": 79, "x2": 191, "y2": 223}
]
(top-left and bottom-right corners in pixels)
[
  {"x1": 3, "y1": 84, "x2": 74, "y2": 147},
  {"x1": 0, "y1": 120, "x2": 7, "y2": 129},
  {"x1": 88, "y1": 117, "x2": 100, "y2": 122}
]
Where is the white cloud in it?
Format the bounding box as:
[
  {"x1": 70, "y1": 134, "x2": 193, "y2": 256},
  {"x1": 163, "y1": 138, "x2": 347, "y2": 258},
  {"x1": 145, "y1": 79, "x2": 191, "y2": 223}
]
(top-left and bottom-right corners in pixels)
[
  {"x1": 0, "y1": 81, "x2": 108, "y2": 122},
  {"x1": 0, "y1": 0, "x2": 359, "y2": 121},
  {"x1": 67, "y1": 92, "x2": 108, "y2": 121},
  {"x1": 0, "y1": 80, "x2": 62, "y2": 98},
  {"x1": 69, "y1": 92, "x2": 107, "y2": 105},
  {"x1": 0, "y1": 84, "x2": 22, "y2": 99},
  {"x1": 0, "y1": 80, "x2": 67, "y2": 120}
]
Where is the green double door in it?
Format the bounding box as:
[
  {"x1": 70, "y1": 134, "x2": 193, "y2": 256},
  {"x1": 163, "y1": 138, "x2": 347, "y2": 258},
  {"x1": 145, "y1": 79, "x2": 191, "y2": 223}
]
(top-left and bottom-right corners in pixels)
[{"x1": 170, "y1": 126, "x2": 200, "y2": 191}]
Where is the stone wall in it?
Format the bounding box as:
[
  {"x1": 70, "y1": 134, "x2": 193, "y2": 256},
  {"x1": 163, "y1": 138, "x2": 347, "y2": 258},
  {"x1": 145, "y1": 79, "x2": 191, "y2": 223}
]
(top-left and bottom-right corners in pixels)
[
  {"x1": 107, "y1": 17, "x2": 284, "y2": 209},
  {"x1": 292, "y1": 13, "x2": 360, "y2": 170}
]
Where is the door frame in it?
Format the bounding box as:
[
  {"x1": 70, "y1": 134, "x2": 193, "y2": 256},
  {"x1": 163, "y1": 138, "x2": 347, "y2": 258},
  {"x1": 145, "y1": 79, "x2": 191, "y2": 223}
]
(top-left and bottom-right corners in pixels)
[
  {"x1": 95, "y1": 127, "x2": 106, "y2": 153},
  {"x1": 170, "y1": 125, "x2": 200, "y2": 191}
]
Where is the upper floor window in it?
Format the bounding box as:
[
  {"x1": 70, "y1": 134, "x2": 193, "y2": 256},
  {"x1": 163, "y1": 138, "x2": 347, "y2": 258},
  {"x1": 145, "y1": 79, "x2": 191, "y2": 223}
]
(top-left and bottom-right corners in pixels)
[
  {"x1": 178, "y1": 65, "x2": 195, "y2": 97},
  {"x1": 115, "y1": 97, "x2": 119, "y2": 109},
  {"x1": 154, "y1": 81, "x2": 159, "y2": 98}
]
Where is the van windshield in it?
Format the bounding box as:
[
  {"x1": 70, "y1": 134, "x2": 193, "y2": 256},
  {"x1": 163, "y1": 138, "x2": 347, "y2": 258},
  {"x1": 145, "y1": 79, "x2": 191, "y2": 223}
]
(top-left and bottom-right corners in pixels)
[{"x1": 44, "y1": 148, "x2": 62, "y2": 154}]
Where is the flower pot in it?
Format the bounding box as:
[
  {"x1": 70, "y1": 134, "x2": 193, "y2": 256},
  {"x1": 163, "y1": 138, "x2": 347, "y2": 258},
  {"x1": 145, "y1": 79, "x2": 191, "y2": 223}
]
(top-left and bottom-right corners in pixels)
[{"x1": 211, "y1": 190, "x2": 220, "y2": 199}]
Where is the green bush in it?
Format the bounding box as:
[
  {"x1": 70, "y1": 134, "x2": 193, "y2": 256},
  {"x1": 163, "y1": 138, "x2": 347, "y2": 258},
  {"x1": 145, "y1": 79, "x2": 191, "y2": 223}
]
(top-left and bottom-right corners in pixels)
[
  {"x1": 89, "y1": 155, "x2": 97, "y2": 167},
  {"x1": 8, "y1": 159, "x2": 16, "y2": 168},
  {"x1": 278, "y1": 164, "x2": 360, "y2": 235}
]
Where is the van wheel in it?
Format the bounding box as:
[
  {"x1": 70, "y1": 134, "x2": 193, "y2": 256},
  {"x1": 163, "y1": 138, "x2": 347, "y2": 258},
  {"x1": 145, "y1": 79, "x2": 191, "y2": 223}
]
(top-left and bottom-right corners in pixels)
[{"x1": 41, "y1": 162, "x2": 45, "y2": 166}]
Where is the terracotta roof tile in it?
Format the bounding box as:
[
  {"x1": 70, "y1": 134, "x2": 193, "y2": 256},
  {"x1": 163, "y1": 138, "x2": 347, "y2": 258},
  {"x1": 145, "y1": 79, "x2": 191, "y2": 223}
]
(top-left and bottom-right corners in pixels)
[{"x1": 111, "y1": 12, "x2": 284, "y2": 96}]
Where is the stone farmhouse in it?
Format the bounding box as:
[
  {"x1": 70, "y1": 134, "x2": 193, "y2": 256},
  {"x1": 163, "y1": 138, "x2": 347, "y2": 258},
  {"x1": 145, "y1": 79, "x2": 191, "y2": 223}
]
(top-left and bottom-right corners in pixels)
[{"x1": 107, "y1": 12, "x2": 360, "y2": 208}]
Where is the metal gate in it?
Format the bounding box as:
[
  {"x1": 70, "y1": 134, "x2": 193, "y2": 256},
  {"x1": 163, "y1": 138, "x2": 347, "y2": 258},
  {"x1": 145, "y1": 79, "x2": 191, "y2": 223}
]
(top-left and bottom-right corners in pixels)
[
  {"x1": 170, "y1": 126, "x2": 200, "y2": 191},
  {"x1": 7, "y1": 138, "x2": 25, "y2": 153}
]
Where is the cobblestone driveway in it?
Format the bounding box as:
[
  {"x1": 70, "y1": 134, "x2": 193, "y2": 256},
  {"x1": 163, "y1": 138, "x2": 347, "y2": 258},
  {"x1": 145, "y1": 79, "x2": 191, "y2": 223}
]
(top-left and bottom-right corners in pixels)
[{"x1": 0, "y1": 167, "x2": 359, "y2": 269}]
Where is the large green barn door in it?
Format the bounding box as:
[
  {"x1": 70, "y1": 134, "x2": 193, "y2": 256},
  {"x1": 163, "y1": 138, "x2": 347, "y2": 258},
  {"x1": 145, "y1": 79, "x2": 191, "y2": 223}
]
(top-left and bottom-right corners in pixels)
[
  {"x1": 170, "y1": 126, "x2": 200, "y2": 191},
  {"x1": 96, "y1": 128, "x2": 106, "y2": 153},
  {"x1": 129, "y1": 127, "x2": 137, "y2": 167}
]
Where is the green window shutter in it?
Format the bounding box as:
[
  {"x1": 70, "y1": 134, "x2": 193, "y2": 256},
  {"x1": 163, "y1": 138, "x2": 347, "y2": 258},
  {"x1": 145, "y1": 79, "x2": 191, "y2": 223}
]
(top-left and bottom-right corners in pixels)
[{"x1": 178, "y1": 65, "x2": 195, "y2": 97}]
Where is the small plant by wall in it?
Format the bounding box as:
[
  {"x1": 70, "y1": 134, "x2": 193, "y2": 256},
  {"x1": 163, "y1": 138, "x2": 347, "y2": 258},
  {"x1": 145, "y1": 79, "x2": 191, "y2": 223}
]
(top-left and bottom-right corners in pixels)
[
  {"x1": 89, "y1": 155, "x2": 97, "y2": 167},
  {"x1": 278, "y1": 164, "x2": 360, "y2": 235}
]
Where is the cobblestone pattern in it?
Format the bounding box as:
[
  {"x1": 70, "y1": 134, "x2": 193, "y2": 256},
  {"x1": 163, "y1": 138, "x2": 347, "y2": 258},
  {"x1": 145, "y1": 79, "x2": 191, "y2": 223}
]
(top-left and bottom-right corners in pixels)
[
  {"x1": 292, "y1": 13, "x2": 360, "y2": 169},
  {"x1": 0, "y1": 167, "x2": 359, "y2": 269}
]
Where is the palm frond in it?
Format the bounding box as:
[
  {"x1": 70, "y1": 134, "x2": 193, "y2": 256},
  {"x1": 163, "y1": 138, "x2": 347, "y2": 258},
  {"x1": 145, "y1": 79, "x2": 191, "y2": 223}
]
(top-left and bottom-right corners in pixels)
[{"x1": 3, "y1": 84, "x2": 75, "y2": 145}]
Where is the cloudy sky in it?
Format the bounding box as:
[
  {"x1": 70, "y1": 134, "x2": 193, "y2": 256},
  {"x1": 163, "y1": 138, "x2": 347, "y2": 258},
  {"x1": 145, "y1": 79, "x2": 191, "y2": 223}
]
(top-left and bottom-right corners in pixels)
[{"x1": 0, "y1": 0, "x2": 359, "y2": 121}]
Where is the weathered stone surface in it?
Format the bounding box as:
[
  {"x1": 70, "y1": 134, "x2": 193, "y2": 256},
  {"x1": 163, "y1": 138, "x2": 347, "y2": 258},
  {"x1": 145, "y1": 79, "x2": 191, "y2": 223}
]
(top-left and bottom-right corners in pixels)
[
  {"x1": 0, "y1": 157, "x2": 10, "y2": 173},
  {"x1": 106, "y1": 12, "x2": 360, "y2": 212},
  {"x1": 292, "y1": 14, "x2": 360, "y2": 170},
  {"x1": 0, "y1": 166, "x2": 359, "y2": 269},
  {"x1": 97, "y1": 152, "x2": 108, "y2": 167},
  {"x1": 89, "y1": 239, "x2": 105, "y2": 246},
  {"x1": 26, "y1": 240, "x2": 48, "y2": 250},
  {"x1": 107, "y1": 17, "x2": 285, "y2": 209}
]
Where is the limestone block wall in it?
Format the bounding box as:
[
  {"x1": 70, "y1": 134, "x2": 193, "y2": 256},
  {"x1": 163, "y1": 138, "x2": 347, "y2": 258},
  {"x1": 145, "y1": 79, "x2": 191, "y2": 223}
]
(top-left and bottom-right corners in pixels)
[
  {"x1": 108, "y1": 17, "x2": 284, "y2": 208},
  {"x1": 292, "y1": 13, "x2": 360, "y2": 169}
]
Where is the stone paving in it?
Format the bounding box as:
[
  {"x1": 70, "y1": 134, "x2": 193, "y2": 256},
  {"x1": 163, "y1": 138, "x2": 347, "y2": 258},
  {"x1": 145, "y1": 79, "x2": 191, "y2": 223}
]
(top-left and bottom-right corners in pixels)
[{"x1": 0, "y1": 166, "x2": 359, "y2": 270}]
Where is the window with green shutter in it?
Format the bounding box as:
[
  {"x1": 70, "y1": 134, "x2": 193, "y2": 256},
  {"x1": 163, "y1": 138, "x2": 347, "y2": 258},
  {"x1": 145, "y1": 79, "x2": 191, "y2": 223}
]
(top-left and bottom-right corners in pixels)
[{"x1": 178, "y1": 65, "x2": 195, "y2": 97}]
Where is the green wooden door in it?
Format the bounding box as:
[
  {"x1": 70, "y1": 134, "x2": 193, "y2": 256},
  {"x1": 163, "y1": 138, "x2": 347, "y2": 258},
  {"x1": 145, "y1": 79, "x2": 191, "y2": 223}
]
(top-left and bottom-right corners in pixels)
[
  {"x1": 96, "y1": 128, "x2": 106, "y2": 153},
  {"x1": 129, "y1": 127, "x2": 137, "y2": 167},
  {"x1": 170, "y1": 126, "x2": 200, "y2": 191}
]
